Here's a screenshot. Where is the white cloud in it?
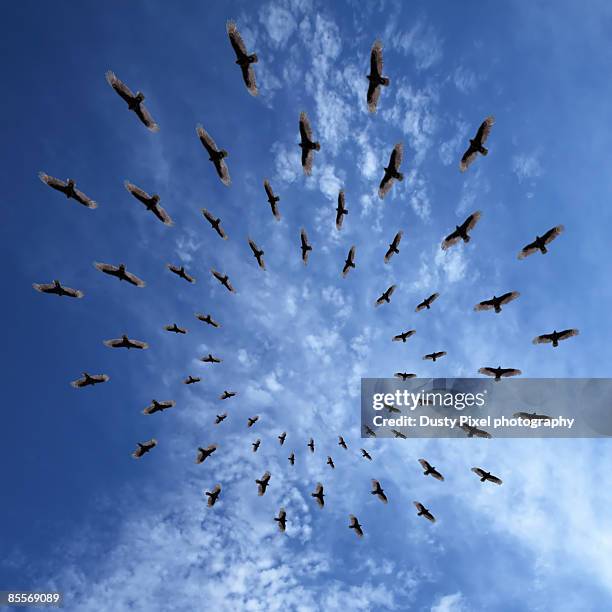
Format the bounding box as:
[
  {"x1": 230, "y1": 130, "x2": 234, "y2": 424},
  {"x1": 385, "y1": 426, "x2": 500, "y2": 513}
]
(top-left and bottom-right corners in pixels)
[
  {"x1": 431, "y1": 592, "x2": 465, "y2": 612},
  {"x1": 512, "y1": 152, "x2": 543, "y2": 183}
]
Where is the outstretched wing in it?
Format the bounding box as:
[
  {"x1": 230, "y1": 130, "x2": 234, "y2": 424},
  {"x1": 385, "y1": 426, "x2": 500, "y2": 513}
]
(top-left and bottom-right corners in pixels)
[
  {"x1": 71, "y1": 187, "x2": 98, "y2": 208},
  {"x1": 532, "y1": 333, "x2": 554, "y2": 345},
  {"x1": 105, "y1": 70, "x2": 135, "y2": 103},
  {"x1": 441, "y1": 228, "x2": 462, "y2": 250},
  {"x1": 543, "y1": 224, "x2": 565, "y2": 245},
  {"x1": 299, "y1": 111, "x2": 313, "y2": 142},
  {"x1": 38, "y1": 172, "x2": 67, "y2": 193},
  {"x1": 463, "y1": 210, "x2": 482, "y2": 233},
  {"x1": 478, "y1": 367, "x2": 496, "y2": 377},
  {"x1": 475, "y1": 115, "x2": 495, "y2": 145},
  {"x1": 227, "y1": 20, "x2": 248, "y2": 58},
  {"x1": 196, "y1": 125, "x2": 218, "y2": 156},
  {"x1": 389, "y1": 143, "x2": 403, "y2": 171},
  {"x1": 518, "y1": 239, "x2": 540, "y2": 260},
  {"x1": 151, "y1": 202, "x2": 173, "y2": 226},
  {"x1": 124, "y1": 181, "x2": 151, "y2": 204},
  {"x1": 215, "y1": 158, "x2": 231, "y2": 186},
  {"x1": 135, "y1": 104, "x2": 159, "y2": 132},
  {"x1": 241, "y1": 64, "x2": 258, "y2": 96},
  {"x1": 367, "y1": 81, "x2": 381, "y2": 113},
  {"x1": 370, "y1": 40, "x2": 383, "y2": 78},
  {"x1": 500, "y1": 291, "x2": 520, "y2": 305},
  {"x1": 559, "y1": 328, "x2": 579, "y2": 340}
]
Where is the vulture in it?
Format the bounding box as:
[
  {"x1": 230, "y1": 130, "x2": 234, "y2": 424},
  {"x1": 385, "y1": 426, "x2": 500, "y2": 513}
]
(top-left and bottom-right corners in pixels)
[
  {"x1": 441, "y1": 211, "x2": 482, "y2": 250},
  {"x1": 364, "y1": 425, "x2": 376, "y2": 437},
  {"x1": 518, "y1": 225, "x2": 564, "y2": 259},
  {"x1": 395, "y1": 372, "x2": 417, "y2": 380},
  {"x1": 263, "y1": 180, "x2": 281, "y2": 220},
  {"x1": 360, "y1": 448, "x2": 373, "y2": 461},
  {"x1": 371, "y1": 479, "x2": 388, "y2": 503},
  {"x1": 219, "y1": 390, "x2": 237, "y2": 400},
  {"x1": 423, "y1": 351, "x2": 447, "y2": 362},
  {"x1": 386, "y1": 403, "x2": 401, "y2": 414},
  {"x1": 278, "y1": 432, "x2": 287, "y2": 446},
  {"x1": 459, "y1": 423, "x2": 492, "y2": 439},
  {"x1": 378, "y1": 143, "x2": 403, "y2": 199},
  {"x1": 38, "y1": 173, "x2": 97, "y2": 208},
  {"x1": 478, "y1": 366, "x2": 522, "y2": 381},
  {"x1": 165, "y1": 323, "x2": 187, "y2": 334},
  {"x1": 195, "y1": 444, "x2": 218, "y2": 464},
  {"x1": 308, "y1": 438, "x2": 315, "y2": 453},
  {"x1": 300, "y1": 228, "x2": 312, "y2": 264},
  {"x1": 413, "y1": 501, "x2": 436, "y2": 523},
  {"x1": 336, "y1": 190, "x2": 348, "y2": 229},
  {"x1": 200, "y1": 354, "x2": 222, "y2": 364},
  {"x1": 326, "y1": 456, "x2": 335, "y2": 469},
  {"x1": 248, "y1": 238, "x2": 266, "y2": 270},
  {"x1": 247, "y1": 415, "x2": 259, "y2": 428},
  {"x1": 471, "y1": 467, "x2": 503, "y2": 485},
  {"x1": 211, "y1": 269, "x2": 235, "y2": 293},
  {"x1": 226, "y1": 20, "x2": 258, "y2": 96},
  {"x1": 104, "y1": 335, "x2": 148, "y2": 350},
  {"x1": 533, "y1": 329, "x2": 579, "y2": 348},
  {"x1": 460, "y1": 116, "x2": 495, "y2": 172},
  {"x1": 474, "y1": 291, "x2": 520, "y2": 314},
  {"x1": 342, "y1": 246, "x2": 356, "y2": 277},
  {"x1": 142, "y1": 399, "x2": 175, "y2": 415},
  {"x1": 105, "y1": 71, "x2": 159, "y2": 131},
  {"x1": 256, "y1": 471, "x2": 271, "y2": 496},
  {"x1": 299, "y1": 111, "x2": 320, "y2": 175},
  {"x1": 201, "y1": 209, "x2": 228, "y2": 240},
  {"x1": 384, "y1": 231, "x2": 403, "y2": 263},
  {"x1": 338, "y1": 436, "x2": 348, "y2": 450},
  {"x1": 124, "y1": 181, "x2": 173, "y2": 226},
  {"x1": 184, "y1": 375, "x2": 201, "y2": 385},
  {"x1": 375, "y1": 284, "x2": 396, "y2": 307},
  {"x1": 349, "y1": 514, "x2": 364, "y2": 538},
  {"x1": 195, "y1": 313, "x2": 221, "y2": 328},
  {"x1": 215, "y1": 413, "x2": 228, "y2": 425},
  {"x1": 94, "y1": 262, "x2": 145, "y2": 287},
  {"x1": 418, "y1": 459, "x2": 444, "y2": 481},
  {"x1": 196, "y1": 125, "x2": 230, "y2": 186},
  {"x1": 512, "y1": 411, "x2": 551, "y2": 422},
  {"x1": 167, "y1": 264, "x2": 195, "y2": 283},
  {"x1": 416, "y1": 292, "x2": 439, "y2": 312},
  {"x1": 132, "y1": 438, "x2": 157, "y2": 459},
  {"x1": 33, "y1": 280, "x2": 83, "y2": 299},
  {"x1": 205, "y1": 484, "x2": 222, "y2": 507},
  {"x1": 366, "y1": 40, "x2": 389, "y2": 113},
  {"x1": 275, "y1": 508, "x2": 287, "y2": 532},
  {"x1": 391, "y1": 429, "x2": 407, "y2": 439},
  {"x1": 71, "y1": 372, "x2": 109, "y2": 388},
  {"x1": 288, "y1": 452, "x2": 295, "y2": 465},
  {"x1": 311, "y1": 483, "x2": 325, "y2": 508},
  {"x1": 392, "y1": 329, "x2": 416, "y2": 343},
  {"x1": 252, "y1": 439, "x2": 261, "y2": 453}
]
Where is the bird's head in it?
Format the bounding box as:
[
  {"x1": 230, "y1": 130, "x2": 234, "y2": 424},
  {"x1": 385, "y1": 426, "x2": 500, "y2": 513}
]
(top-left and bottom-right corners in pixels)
[
  {"x1": 122, "y1": 334, "x2": 129, "y2": 341},
  {"x1": 135, "y1": 92, "x2": 145, "y2": 102},
  {"x1": 220, "y1": 150, "x2": 228, "y2": 159},
  {"x1": 151, "y1": 194, "x2": 160, "y2": 203},
  {"x1": 53, "y1": 279, "x2": 61, "y2": 286},
  {"x1": 248, "y1": 53, "x2": 258, "y2": 63},
  {"x1": 66, "y1": 179, "x2": 75, "y2": 188}
]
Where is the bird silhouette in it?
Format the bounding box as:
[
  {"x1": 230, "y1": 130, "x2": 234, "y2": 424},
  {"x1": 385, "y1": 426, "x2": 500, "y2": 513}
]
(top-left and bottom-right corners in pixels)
[
  {"x1": 308, "y1": 438, "x2": 315, "y2": 453},
  {"x1": 195, "y1": 313, "x2": 221, "y2": 328},
  {"x1": 200, "y1": 354, "x2": 222, "y2": 364},
  {"x1": 327, "y1": 456, "x2": 335, "y2": 469},
  {"x1": 364, "y1": 425, "x2": 376, "y2": 437},
  {"x1": 33, "y1": 280, "x2": 83, "y2": 298},
  {"x1": 533, "y1": 329, "x2": 579, "y2": 347},
  {"x1": 196, "y1": 125, "x2": 230, "y2": 186},
  {"x1": 288, "y1": 452, "x2": 295, "y2": 465},
  {"x1": 460, "y1": 116, "x2": 495, "y2": 172},
  {"x1": 275, "y1": 508, "x2": 287, "y2": 532},
  {"x1": 263, "y1": 180, "x2": 281, "y2": 220},
  {"x1": 391, "y1": 429, "x2": 407, "y2": 439},
  {"x1": 184, "y1": 376, "x2": 201, "y2": 385},
  {"x1": 474, "y1": 291, "x2": 520, "y2": 313},
  {"x1": 413, "y1": 501, "x2": 436, "y2": 522},
  {"x1": 94, "y1": 262, "x2": 145, "y2": 287},
  {"x1": 299, "y1": 111, "x2": 320, "y2": 175},
  {"x1": 215, "y1": 413, "x2": 228, "y2": 425},
  {"x1": 226, "y1": 20, "x2": 258, "y2": 96},
  {"x1": 360, "y1": 448, "x2": 373, "y2": 461},
  {"x1": 375, "y1": 284, "x2": 396, "y2": 307},
  {"x1": 256, "y1": 471, "x2": 271, "y2": 496},
  {"x1": 124, "y1": 181, "x2": 173, "y2": 226},
  {"x1": 142, "y1": 399, "x2": 175, "y2": 415},
  {"x1": 167, "y1": 264, "x2": 195, "y2": 283},
  {"x1": 252, "y1": 439, "x2": 261, "y2": 453},
  {"x1": 211, "y1": 269, "x2": 235, "y2": 292},
  {"x1": 459, "y1": 424, "x2": 492, "y2": 439},
  {"x1": 105, "y1": 70, "x2": 159, "y2": 131},
  {"x1": 366, "y1": 40, "x2": 389, "y2": 113},
  {"x1": 201, "y1": 209, "x2": 228, "y2": 240},
  {"x1": 38, "y1": 173, "x2": 97, "y2": 208},
  {"x1": 338, "y1": 436, "x2": 348, "y2": 450},
  {"x1": 394, "y1": 372, "x2": 417, "y2": 380},
  {"x1": 104, "y1": 335, "x2": 148, "y2": 350},
  {"x1": 392, "y1": 329, "x2": 416, "y2": 343},
  {"x1": 423, "y1": 351, "x2": 446, "y2": 362},
  {"x1": 378, "y1": 143, "x2": 403, "y2": 199},
  {"x1": 336, "y1": 190, "x2": 348, "y2": 229},
  {"x1": 165, "y1": 323, "x2": 187, "y2": 334},
  {"x1": 418, "y1": 459, "x2": 444, "y2": 481},
  {"x1": 311, "y1": 483, "x2": 325, "y2": 508},
  {"x1": 342, "y1": 246, "x2": 356, "y2": 277},
  {"x1": 371, "y1": 479, "x2": 388, "y2": 503},
  {"x1": 415, "y1": 292, "x2": 439, "y2": 312},
  {"x1": 278, "y1": 432, "x2": 287, "y2": 446},
  {"x1": 247, "y1": 416, "x2": 259, "y2": 428},
  {"x1": 441, "y1": 211, "x2": 482, "y2": 250},
  {"x1": 518, "y1": 225, "x2": 565, "y2": 259},
  {"x1": 205, "y1": 484, "x2": 222, "y2": 507},
  {"x1": 512, "y1": 411, "x2": 552, "y2": 422},
  {"x1": 195, "y1": 444, "x2": 218, "y2": 464},
  {"x1": 478, "y1": 366, "x2": 522, "y2": 381},
  {"x1": 132, "y1": 438, "x2": 157, "y2": 459},
  {"x1": 248, "y1": 238, "x2": 266, "y2": 270},
  {"x1": 300, "y1": 228, "x2": 313, "y2": 264},
  {"x1": 219, "y1": 390, "x2": 237, "y2": 400},
  {"x1": 384, "y1": 231, "x2": 403, "y2": 263},
  {"x1": 349, "y1": 514, "x2": 364, "y2": 538},
  {"x1": 70, "y1": 372, "x2": 109, "y2": 388},
  {"x1": 471, "y1": 467, "x2": 502, "y2": 485}
]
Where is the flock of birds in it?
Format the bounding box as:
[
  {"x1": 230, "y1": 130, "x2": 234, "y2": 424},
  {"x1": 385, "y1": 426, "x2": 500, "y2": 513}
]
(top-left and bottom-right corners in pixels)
[{"x1": 33, "y1": 22, "x2": 578, "y2": 537}]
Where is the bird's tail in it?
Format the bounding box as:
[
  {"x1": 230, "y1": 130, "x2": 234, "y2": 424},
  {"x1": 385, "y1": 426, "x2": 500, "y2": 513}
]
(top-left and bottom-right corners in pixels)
[
  {"x1": 552, "y1": 340, "x2": 559, "y2": 347},
  {"x1": 541, "y1": 246, "x2": 548, "y2": 254},
  {"x1": 381, "y1": 77, "x2": 390, "y2": 86},
  {"x1": 480, "y1": 146, "x2": 489, "y2": 156},
  {"x1": 464, "y1": 235, "x2": 471, "y2": 243},
  {"x1": 249, "y1": 53, "x2": 258, "y2": 63},
  {"x1": 314, "y1": 142, "x2": 321, "y2": 150},
  {"x1": 397, "y1": 172, "x2": 404, "y2": 182},
  {"x1": 494, "y1": 305, "x2": 501, "y2": 313}
]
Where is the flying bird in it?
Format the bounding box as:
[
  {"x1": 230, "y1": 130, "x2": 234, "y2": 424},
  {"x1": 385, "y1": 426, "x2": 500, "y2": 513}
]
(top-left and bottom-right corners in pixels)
[
  {"x1": 364, "y1": 425, "x2": 376, "y2": 437},
  {"x1": 378, "y1": 143, "x2": 403, "y2": 199},
  {"x1": 360, "y1": 448, "x2": 373, "y2": 461},
  {"x1": 512, "y1": 411, "x2": 552, "y2": 421},
  {"x1": 263, "y1": 180, "x2": 281, "y2": 220},
  {"x1": 103, "y1": 335, "x2": 148, "y2": 350},
  {"x1": 518, "y1": 225, "x2": 565, "y2": 259},
  {"x1": 219, "y1": 390, "x2": 237, "y2": 400},
  {"x1": 326, "y1": 456, "x2": 335, "y2": 469},
  {"x1": 336, "y1": 191, "x2": 348, "y2": 230},
  {"x1": 252, "y1": 439, "x2": 261, "y2": 453},
  {"x1": 391, "y1": 429, "x2": 407, "y2": 439},
  {"x1": 395, "y1": 372, "x2": 417, "y2": 380},
  {"x1": 392, "y1": 329, "x2": 416, "y2": 343},
  {"x1": 311, "y1": 483, "x2": 325, "y2": 508},
  {"x1": 385, "y1": 403, "x2": 401, "y2": 414},
  {"x1": 366, "y1": 40, "x2": 390, "y2": 113},
  {"x1": 288, "y1": 452, "x2": 295, "y2": 465},
  {"x1": 132, "y1": 438, "x2": 157, "y2": 459},
  {"x1": 474, "y1": 292, "x2": 520, "y2": 314},
  {"x1": 33, "y1": 280, "x2": 83, "y2": 299},
  {"x1": 278, "y1": 432, "x2": 287, "y2": 446},
  {"x1": 384, "y1": 231, "x2": 403, "y2": 263},
  {"x1": 423, "y1": 351, "x2": 446, "y2": 362},
  {"x1": 184, "y1": 376, "x2": 201, "y2": 385},
  {"x1": 205, "y1": 484, "x2": 222, "y2": 507},
  {"x1": 196, "y1": 313, "x2": 221, "y2": 328},
  {"x1": 94, "y1": 262, "x2": 145, "y2": 287},
  {"x1": 142, "y1": 399, "x2": 175, "y2": 415},
  {"x1": 459, "y1": 424, "x2": 492, "y2": 439},
  {"x1": 165, "y1": 323, "x2": 187, "y2": 334},
  {"x1": 471, "y1": 467, "x2": 503, "y2": 485},
  {"x1": 201, "y1": 209, "x2": 228, "y2": 240},
  {"x1": 167, "y1": 264, "x2": 195, "y2": 283},
  {"x1": 371, "y1": 479, "x2": 388, "y2": 503},
  {"x1": 460, "y1": 116, "x2": 495, "y2": 172},
  {"x1": 226, "y1": 20, "x2": 258, "y2": 96},
  {"x1": 70, "y1": 372, "x2": 109, "y2": 389},
  {"x1": 299, "y1": 111, "x2": 320, "y2": 175},
  {"x1": 247, "y1": 415, "x2": 259, "y2": 428},
  {"x1": 196, "y1": 124, "x2": 230, "y2": 186},
  {"x1": 200, "y1": 354, "x2": 222, "y2": 364},
  {"x1": 441, "y1": 211, "x2": 482, "y2": 250},
  {"x1": 195, "y1": 444, "x2": 218, "y2": 464},
  {"x1": 300, "y1": 228, "x2": 312, "y2": 264},
  {"x1": 248, "y1": 239, "x2": 266, "y2": 270},
  {"x1": 215, "y1": 413, "x2": 228, "y2": 425},
  {"x1": 375, "y1": 284, "x2": 396, "y2": 307},
  {"x1": 532, "y1": 329, "x2": 579, "y2": 348},
  {"x1": 338, "y1": 436, "x2": 348, "y2": 450},
  {"x1": 256, "y1": 471, "x2": 271, "y2": 496},
  {"x1": 211, "y1": 269, "x2": 235, "y2": 292},
  {"x1": 105, "y1": 71, "x2": 159, "y2": 131},
  {"x1": 418, "y1": 459, "x2": 444, "y2": 481},
  {"x1": 478, "y1": 366, "x2": 522, "y2": 381},
  {"x1": 413, "y1": 501, "x2": 436, "y2": 522},
  {"x1": 124, "y1": 181, "x2": 173, "y2": 226},
  {"x1": 38, "y1": 173, "x2": 97, "y2": 209},
  {"x1": 275, "y1": 508, "x2": 287, "y2": 532},
  {"x1": 416, "y1": 292, "x2": 439, "y2": 312},
  {"x1": 308, "y1": 438, "x2": 315, "y2": 453},
  {"x1": 349, "y1": 514, "x2": 364, "y2": 538},
  {"x1": 342, "y1": 246, "x2": 356, "y2": 278}
]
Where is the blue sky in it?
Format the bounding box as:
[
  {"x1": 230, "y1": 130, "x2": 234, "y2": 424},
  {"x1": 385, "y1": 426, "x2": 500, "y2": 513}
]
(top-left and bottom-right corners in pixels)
[{"x1": 3, "y1": 0, "x2": 612, "y2": 610}]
